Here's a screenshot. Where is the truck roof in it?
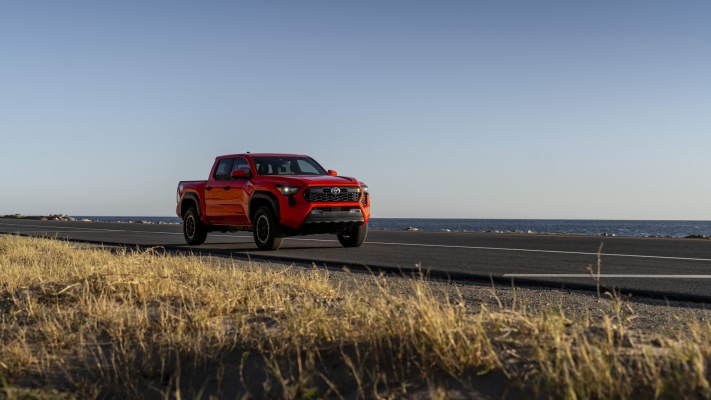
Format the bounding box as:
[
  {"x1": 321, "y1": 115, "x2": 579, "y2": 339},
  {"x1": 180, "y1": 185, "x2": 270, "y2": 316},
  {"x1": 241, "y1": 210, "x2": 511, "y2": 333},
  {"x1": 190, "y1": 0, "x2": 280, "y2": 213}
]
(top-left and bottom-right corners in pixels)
[{"x1": 216, "y1": 153, "x2": 309, "y2": 159}]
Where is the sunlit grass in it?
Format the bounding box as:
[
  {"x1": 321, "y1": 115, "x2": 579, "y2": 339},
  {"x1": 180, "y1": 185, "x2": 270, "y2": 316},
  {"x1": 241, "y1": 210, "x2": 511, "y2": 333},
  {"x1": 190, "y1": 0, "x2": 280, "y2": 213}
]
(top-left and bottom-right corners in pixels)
[{"x1": 0, "y1": 235, "x2": 709, "y2": 398}]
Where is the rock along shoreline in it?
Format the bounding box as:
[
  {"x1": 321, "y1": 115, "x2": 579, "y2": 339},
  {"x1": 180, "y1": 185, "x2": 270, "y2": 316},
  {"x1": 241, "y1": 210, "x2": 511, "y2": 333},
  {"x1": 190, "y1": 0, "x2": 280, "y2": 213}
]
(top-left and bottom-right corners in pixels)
[{"x1": 0, "y1": 214, "x2": 177, "y2": 225}]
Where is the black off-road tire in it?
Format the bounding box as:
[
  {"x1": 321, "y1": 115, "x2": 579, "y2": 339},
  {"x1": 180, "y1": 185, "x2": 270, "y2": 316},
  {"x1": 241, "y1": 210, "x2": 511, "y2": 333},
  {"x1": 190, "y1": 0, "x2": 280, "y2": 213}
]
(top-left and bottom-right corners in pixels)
[
  {"x1": 337, "y1": 223, "x2": 368, "y2": 247},
  {"x1": 183, "y1": 207, "x2": 208, "y2": 245},
  {"x1": 253, "y1": 207, "x2": 284, "y2": 251}
]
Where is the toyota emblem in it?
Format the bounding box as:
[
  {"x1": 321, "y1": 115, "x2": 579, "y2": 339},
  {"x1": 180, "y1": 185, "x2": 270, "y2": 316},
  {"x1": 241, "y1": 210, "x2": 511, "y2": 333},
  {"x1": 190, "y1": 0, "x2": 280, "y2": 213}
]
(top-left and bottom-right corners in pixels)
[{"x1": 330, "y1": 187, "x2": 341, "y2": 195}]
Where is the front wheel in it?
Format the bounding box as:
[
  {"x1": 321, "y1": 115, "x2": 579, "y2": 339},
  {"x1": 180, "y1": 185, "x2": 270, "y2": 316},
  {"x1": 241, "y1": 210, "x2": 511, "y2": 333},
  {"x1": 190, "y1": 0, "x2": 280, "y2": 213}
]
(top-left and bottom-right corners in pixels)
[
  {"x1": 337, "y1": 223, "x2": 368, "y2": 247},
  {"x1": 183, "y1": 207, "x2": 207, "y2": 245},
  {"x1": 253, "y1": 207, "x2": 284, "y2": 251}
]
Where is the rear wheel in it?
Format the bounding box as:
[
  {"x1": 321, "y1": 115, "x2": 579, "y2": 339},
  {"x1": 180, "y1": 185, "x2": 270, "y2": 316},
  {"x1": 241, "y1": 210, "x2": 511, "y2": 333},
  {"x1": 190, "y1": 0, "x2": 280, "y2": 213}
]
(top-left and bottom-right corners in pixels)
[
  {"x1": 253, "y1": 207, "x2": 284, "y2": 251},
  {"x1": 183, "y1": 207, "x2": 207, "y2": 245},
  {"x1": 338, "y1": 223, "x2": 368, "y2": 247}
]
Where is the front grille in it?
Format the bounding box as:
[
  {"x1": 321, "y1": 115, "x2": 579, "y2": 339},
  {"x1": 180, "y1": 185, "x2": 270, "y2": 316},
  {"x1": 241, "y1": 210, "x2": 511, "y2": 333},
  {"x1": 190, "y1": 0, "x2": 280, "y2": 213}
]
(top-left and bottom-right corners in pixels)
[{"x1": 304, "y1": 187, "x2": 361, "y2": 202}]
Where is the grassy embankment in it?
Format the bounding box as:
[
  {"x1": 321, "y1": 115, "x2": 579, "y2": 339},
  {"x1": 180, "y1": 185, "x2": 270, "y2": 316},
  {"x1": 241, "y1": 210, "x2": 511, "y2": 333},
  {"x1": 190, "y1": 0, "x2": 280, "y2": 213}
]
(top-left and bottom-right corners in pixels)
[{"x1": 0, "y1": 235, "x2": 710, "y2": 399}]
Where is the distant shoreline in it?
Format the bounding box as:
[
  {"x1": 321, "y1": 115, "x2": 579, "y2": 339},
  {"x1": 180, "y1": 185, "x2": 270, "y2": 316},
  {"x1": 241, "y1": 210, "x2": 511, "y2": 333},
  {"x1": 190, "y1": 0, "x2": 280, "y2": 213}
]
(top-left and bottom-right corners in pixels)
[
  {"x1": 3, "y1": 214, "x2": 711, "y2": 239},
  {"x1": 0, "y1": 214, "x2": 176, "y2": 225},
  {"x1": 1, "y1": 214, "x2": 84, "y2": 222}
]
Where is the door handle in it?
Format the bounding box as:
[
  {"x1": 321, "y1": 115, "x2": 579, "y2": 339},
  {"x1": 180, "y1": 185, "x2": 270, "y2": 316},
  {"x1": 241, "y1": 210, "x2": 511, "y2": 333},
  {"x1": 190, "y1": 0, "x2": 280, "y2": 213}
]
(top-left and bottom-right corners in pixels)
[
  {"x1": 205, "y1": 186, "x2": 213, "y2": 191},
  {"x1": 223, "y1": 186, "x2": 230, "y2": 190}
]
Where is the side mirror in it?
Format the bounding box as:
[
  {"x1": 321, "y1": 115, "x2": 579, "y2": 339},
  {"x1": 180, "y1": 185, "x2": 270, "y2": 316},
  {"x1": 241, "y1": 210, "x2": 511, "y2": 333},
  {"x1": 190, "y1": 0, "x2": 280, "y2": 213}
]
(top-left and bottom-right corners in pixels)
[
  {"x1": 231, "y1": 170, "x2": 250, "y2": 179},
  {"x1": 328, "y1": 170, "x2": 338, "y2": 177}
]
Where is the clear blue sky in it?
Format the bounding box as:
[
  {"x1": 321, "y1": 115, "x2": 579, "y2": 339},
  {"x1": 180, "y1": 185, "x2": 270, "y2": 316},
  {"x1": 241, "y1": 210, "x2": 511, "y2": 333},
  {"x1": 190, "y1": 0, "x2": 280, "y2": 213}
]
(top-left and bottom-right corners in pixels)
[{"x1": 1, "y1": 1, "x2": 709, "y2": 219}]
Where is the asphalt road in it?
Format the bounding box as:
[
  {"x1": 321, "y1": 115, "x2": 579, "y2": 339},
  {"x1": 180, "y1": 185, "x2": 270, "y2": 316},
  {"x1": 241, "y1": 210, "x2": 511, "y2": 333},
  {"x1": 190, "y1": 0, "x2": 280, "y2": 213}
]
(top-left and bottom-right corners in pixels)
[{"x1": 2, "y1": 218, "x2": 711, "y2": 302}]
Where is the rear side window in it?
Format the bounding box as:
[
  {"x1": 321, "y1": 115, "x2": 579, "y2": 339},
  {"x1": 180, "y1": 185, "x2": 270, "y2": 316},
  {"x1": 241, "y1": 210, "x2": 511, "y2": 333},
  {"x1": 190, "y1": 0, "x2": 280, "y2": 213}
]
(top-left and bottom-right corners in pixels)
[{"x1": 213, "y1": 158, "x2": 233, "y2": 181}]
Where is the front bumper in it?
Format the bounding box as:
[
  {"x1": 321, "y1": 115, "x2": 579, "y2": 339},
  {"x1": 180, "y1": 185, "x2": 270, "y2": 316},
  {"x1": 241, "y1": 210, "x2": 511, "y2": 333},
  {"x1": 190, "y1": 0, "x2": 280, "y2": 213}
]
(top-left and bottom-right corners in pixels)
[
  {"x1": 276, "y1": 186, "x2": 370, "y2": 231},
  {"x1": 303, "y1": 207, "x2": 365, "y2": 224}
]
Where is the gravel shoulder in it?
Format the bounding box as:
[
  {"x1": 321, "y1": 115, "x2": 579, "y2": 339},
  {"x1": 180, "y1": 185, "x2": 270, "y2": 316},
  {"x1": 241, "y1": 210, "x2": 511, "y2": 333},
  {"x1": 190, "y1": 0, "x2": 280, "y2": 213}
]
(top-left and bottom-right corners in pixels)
[{"x1": 261, "y1": 258, "x2": 710, "y2": 337}]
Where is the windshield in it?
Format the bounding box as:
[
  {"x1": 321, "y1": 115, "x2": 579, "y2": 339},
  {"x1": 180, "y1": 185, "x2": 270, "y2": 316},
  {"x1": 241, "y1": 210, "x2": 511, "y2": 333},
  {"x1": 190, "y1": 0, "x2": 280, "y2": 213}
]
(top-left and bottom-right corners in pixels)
[{"x1": 253, "y1": 156, "x2": 328, "y2": 176}]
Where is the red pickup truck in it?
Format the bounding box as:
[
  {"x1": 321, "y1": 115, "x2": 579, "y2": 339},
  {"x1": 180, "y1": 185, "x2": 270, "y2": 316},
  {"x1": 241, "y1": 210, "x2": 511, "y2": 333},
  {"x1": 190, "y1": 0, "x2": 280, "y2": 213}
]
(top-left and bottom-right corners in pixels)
[{"x1": 176, "y1": 153, "x2": 370, "y2": 250}]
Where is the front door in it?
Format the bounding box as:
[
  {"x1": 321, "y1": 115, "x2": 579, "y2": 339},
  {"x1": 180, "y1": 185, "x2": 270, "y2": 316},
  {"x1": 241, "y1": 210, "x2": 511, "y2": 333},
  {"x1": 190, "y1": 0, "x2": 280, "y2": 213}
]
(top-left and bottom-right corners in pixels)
[{"x1": 221, "y1": 157, "x2": 252, "y2": 226}]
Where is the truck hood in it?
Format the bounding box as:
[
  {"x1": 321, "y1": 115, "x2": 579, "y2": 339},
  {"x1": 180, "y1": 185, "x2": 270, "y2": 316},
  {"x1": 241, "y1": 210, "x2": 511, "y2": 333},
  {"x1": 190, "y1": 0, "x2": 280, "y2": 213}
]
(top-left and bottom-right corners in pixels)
[{"x1": 267, "y1": 175, "x2": 360, "y2": 186}]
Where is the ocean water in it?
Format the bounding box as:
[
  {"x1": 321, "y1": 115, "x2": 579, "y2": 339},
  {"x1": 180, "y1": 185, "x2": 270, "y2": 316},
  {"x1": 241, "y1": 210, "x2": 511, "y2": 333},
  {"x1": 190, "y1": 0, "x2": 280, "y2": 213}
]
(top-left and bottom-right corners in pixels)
[
  {"x1": 370, "y1": 219, "x2": 711, "y2": 238},
  {"x1": 75, "y1": 216, "x2": 711, "y2": 238}
]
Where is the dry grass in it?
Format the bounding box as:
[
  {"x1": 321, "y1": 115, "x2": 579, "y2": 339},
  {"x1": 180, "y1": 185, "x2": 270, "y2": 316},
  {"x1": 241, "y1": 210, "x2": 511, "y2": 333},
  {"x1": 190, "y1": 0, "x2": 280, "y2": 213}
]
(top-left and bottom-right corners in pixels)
[{"x1": 0, "y1": 235, "x2": 710, "y2": 399}]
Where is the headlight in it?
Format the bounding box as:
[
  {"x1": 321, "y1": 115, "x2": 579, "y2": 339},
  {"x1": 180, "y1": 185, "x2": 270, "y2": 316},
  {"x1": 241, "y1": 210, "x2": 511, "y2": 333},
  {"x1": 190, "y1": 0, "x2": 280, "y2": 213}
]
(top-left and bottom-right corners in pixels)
[
  {"x1": 276, "y1": 185, "x2": 300, "y2": 195},
  {"x1": 361, "y1": 185, "x2": 368, "y2": 193}
]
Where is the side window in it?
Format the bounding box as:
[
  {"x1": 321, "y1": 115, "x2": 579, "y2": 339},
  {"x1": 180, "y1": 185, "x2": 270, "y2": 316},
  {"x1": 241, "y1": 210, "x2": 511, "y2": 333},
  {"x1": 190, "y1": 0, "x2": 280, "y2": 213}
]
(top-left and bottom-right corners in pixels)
[
  {"x1": 297, "y1": 159, "x2": 320, "y2": 175},
  {"x1": 213, "y1": 158, "x2": 233, "y2": 181},
  {"x1": 231, "y1": 157, "x2": 251, "y2": 175}
]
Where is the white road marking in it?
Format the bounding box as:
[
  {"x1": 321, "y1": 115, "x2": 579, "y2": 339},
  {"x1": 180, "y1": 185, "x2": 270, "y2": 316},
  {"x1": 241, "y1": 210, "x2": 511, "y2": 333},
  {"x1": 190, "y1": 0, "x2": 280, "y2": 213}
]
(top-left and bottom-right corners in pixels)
[
  {"x1": 286, "y1": 237, "x2": 711, "y2": 262},
  {"x1": 504, "y1": 274, "x2": 711, "y2": 279},
  {"x1": 2, "y1": 222, "x2": 710, "y2": 263},
  {"x1": 0, "y1": 222, "x2": 252, "y2": 239},
  {"x1": 0, "y1": 224, "x2": 183, "y2": 235}
]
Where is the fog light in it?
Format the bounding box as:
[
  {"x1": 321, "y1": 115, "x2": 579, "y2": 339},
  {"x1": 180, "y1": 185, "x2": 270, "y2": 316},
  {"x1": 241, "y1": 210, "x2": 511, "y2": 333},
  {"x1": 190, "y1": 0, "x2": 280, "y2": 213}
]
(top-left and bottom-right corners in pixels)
[
  {"x1": 311, "y1": 209, "x2": 325, "y2": 215},
  {"x1": 349, "y1": 209, "x2": 362, "y2": 214}
]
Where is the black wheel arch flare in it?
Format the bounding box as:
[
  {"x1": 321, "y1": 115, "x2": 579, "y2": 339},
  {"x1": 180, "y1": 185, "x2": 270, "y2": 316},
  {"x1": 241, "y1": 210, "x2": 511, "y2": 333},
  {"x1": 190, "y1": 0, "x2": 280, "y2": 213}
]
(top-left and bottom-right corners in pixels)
[
  {"x1": 180, "y1": 192, "x2": 201, "y2": 218},
  {"x1": 249, "y1": 191, "x2": 280, "y2": 222}
]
